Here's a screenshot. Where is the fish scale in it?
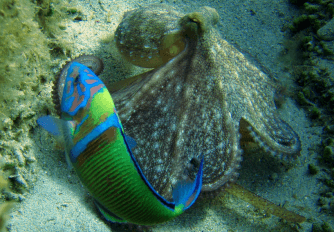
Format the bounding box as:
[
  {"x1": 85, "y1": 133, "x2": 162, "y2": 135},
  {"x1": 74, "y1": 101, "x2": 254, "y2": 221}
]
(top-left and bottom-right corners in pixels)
[{"x1": 77, "y1": 134, "x2": 173, "y2": 224}]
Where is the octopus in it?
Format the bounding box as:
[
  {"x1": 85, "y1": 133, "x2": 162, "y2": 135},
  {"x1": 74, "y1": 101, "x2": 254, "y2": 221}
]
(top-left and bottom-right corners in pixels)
[{"x1": 104, "y1": 5, "x2": 301, "y2": 200}]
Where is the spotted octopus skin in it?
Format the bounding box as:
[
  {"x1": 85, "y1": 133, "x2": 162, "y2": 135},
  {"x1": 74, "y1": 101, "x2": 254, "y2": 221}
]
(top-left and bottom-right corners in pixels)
[
  {"x1": 115, "y1": 4, "x2": 186, "y2": 68},
  {"x1": 111, "y1": 4, "x2": 301, "y2": 198}
]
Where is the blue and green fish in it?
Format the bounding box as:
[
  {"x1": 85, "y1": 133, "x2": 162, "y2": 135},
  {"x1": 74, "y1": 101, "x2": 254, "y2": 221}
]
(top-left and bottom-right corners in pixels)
[{"x1": 37, "y1": 56, "x2": 204, "y2": 225}]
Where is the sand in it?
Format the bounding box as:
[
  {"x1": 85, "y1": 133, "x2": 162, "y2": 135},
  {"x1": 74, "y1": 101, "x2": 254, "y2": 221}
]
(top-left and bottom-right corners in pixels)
[{"x1": 7, "y1": 0, "x2": 333, "y2": 231}]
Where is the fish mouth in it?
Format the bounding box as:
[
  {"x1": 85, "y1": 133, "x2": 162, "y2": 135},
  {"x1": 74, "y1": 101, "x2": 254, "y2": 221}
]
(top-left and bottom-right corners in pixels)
[{"x1": 51, "y1": 55, "x2": 104, "y2": 116}]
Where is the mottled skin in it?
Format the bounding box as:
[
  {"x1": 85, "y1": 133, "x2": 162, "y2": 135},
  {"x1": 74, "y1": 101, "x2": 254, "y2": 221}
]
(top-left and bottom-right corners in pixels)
[
  {"x1": 110, "y1": 5, "x2": 301, "y2": 200},
  {"x1": 115, "y1": 5, "x2": 185, "y2": 68}
]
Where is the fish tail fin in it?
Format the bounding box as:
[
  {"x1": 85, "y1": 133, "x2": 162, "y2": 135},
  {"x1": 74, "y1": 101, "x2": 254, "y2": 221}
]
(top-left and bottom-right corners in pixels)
[{"x1": 172, "y1": 158, "x2": 204, "y2": 210}]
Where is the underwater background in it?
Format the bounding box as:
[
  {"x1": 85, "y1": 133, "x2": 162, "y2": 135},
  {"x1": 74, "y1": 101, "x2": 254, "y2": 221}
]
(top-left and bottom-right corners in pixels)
[{"x1": 0, "y1": 0, "x2": 334, "y2": 231}]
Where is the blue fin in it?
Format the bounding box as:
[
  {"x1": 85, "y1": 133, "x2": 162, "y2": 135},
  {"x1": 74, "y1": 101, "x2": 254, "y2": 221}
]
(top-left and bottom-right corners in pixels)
[
  {"x1": 37, "y1": 116, "x2": 75, "y2": 169},
  {"x1": 124, "y1": 134, "x2": 137, "y2": 150},
  {"x1": 172, "y1": 158, "x2": 204, "y2": 210},
  {"x1": 37, "y1": 116, "x2": 62, "y2": 136}
]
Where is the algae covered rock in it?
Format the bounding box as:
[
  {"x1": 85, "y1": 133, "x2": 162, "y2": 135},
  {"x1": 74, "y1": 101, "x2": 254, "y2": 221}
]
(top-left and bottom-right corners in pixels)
[
  {"x1": 317, "y1": 17, "x2": 334, "y2": 41},
  {"x1": 0, "y1": 0, "x2": 71, "y2": 201}
]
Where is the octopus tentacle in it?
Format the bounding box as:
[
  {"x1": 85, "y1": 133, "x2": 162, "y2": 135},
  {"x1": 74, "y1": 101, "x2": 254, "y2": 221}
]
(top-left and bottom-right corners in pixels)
[{"x1": 110, "y1": 4, "x2": 301, "y2": 195}]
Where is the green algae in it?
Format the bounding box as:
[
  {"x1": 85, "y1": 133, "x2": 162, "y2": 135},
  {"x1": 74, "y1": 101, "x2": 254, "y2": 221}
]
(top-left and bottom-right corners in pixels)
[
  {"x1": 0, "y1": 0, "x2": 75, "y2": 203},
  {"x1": 0, "y1": 166, "x2": 15, "y2": 232},
  {"x1": 308, "y1": 163, "x2": 319, "y2": 175},
  {"x1": 289, "y1": 0, "x2": 309, "y2": 6},
  {"x1": 284, "y1": 0, "x2": 334, "y2": 226},
  {"x1": 312, "y1": 222, "x2": 334, "y2": 232}
]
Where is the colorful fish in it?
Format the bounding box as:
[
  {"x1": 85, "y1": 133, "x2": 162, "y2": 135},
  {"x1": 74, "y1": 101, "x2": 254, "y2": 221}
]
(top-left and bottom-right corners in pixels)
[{"x1": 37, "y1": 58, "x2": 204, "y2": 225}]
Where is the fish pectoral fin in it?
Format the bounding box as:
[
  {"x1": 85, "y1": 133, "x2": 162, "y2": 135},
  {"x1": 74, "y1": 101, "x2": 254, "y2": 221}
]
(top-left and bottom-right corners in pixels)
[
  {"x1": 37, "y1": 116, "x2": 67, "y2": 147},
  {"x1": 37, "y1": 116, "x2": 63, "y2": 136},
  {"x1": 37, "y1": 116, "x2": 75, "y2": 144},
  {"x1": 172, "y1": 158, "x2": 204, "y2": 210},
  {"x1": 37, "y1": 116, "x2": 75, "y2": 169}
]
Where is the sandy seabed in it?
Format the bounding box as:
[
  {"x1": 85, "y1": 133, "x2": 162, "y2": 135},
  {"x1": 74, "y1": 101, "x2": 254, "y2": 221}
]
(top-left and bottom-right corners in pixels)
[{"x1": 7, "y1": 0, "x2": 333, "y2": 231}]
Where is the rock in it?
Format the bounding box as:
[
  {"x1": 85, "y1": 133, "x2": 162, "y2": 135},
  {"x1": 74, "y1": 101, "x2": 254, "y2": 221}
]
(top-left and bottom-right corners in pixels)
[{"x1": 317, "y1": 17, "x2": 334, "y2": 41}]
